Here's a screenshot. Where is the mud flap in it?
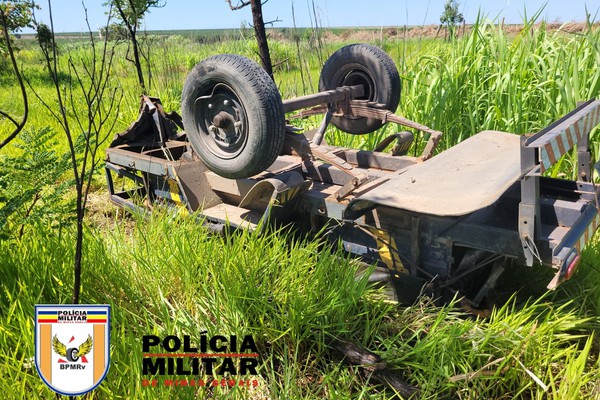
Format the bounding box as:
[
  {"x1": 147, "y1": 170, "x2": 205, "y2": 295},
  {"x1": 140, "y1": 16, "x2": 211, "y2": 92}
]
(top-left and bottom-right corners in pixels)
[{"x1": 239, "y1": 171, "x2": 311, "y2": 224}]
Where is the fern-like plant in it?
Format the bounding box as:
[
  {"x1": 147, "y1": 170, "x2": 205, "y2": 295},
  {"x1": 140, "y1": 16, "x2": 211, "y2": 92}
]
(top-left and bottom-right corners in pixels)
[{"x1": 0, "y1": 127, "x2": 74, "y2": 239}]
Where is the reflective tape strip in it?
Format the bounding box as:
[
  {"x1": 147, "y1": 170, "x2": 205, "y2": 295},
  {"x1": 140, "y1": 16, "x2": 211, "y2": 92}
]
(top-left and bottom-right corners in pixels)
[
  {"x1": 540, "y1": 144, "x2": 553, "y2": 172},
  {"x1": 166, "y1": 179, "x2": 182, "y2": 204},
  {"x1": 539, "y1": 103, "x2": 600, "y2": 172},
  {"x1": 365, "y1": 227, "x2": 406, "y2": 273},
  {"x1": 564, "y1": 125, "x2": 575, "y2": 148},
  {"x1": 555, "y1": 131, "x2": 566, "y2": 155},
  {"x1": 550, "y1": 137, "x2": 561, "y2": 163},
  {"x1": 574, "y1": 117, "x2": 582, "y2": 142}
]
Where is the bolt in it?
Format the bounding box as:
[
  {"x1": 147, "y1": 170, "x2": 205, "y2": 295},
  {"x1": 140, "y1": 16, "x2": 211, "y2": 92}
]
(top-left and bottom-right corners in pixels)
[
  {"x1": 223, "y1": 100, "x2": 230, "y2": 106},
  {"x1": 208, "y1": 103, "x2": 214, "y2": 109}
]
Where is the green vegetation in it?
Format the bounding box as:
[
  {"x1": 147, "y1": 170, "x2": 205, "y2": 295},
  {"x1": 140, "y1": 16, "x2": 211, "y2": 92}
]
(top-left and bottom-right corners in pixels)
[
  {"x1": 440, "y1": 0, "x2": 464, "y2": 40},
  {"x1": 1, "y1": 15, "x2": 600, "y2": 399}
]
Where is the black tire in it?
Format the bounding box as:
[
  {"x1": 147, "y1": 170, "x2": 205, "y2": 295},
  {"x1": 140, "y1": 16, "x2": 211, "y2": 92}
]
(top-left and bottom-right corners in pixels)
[
  {"x1": 318, "y1": 44, "x2": 401, "y2": 135},
  {"x1": 66, "y1": 347, "x2": 79, "y2": 362},
  {"x1": 182, "y1": 55, "x2": 285, "y2": 179}
]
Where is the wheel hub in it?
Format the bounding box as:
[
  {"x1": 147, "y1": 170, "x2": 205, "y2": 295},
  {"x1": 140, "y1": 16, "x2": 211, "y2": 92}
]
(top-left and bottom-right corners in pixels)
[{"x1": 195, "y1": 84, "x2": 248, "y2": 159}]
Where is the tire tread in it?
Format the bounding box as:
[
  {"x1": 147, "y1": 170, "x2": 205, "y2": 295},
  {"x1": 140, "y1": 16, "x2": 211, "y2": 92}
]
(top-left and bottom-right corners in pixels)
[
  {"x1": 319, "y1": 44, "x2": 401, "y2": 134},
  {"x1": 182, "y1": 55, "x2": 285, "y2": 178}
]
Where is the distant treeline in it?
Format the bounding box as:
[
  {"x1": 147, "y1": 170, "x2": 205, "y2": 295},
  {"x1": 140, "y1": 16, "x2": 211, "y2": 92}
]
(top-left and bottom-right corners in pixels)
[
  {"x1": 16, "y1": 22, "x2": 597, "y2": 44},
  {"x1": 16, "y1": 26, "x2": 388, "y2": 43}
]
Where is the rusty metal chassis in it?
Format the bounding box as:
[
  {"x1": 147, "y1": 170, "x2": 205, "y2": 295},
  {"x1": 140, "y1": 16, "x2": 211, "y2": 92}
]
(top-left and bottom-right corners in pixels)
[{"x1": 105, "y1": 87, "x2": 600, "y2": 305}]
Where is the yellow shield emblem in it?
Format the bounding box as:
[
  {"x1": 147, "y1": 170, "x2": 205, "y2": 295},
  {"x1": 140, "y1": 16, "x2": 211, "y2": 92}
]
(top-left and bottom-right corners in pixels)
[{"x1": 35, "y1": 305, "x2": 110, "y2": 395}]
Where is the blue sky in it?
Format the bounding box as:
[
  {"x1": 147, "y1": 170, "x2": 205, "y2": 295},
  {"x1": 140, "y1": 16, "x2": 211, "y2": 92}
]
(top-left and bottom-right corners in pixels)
[{"x1": 26, "y1": 1, "x2": 600, "y2": 33}]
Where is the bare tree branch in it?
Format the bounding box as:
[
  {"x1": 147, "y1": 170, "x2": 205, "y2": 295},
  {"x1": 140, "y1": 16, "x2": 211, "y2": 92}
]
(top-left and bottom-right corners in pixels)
[
  {"x1": 0, "y1": 11, "x2": 29, "y2": 150},
  {"x1": 109, "y1": 0, "x2": 165, "y2": 93},
  {"x1": 31, "y1": 0, "x2": 123, "y2": 304},
  {"x1": 0, "y1": 110, "x2": 19, "y2": 127},
  {"x1": 227, "y1": 0, "x2": 275, "y2": 79},
  {"x1": 226, "y1": 0, "x2": 250, "y2": 11},
  {"x1": 263, "y1": 16, "x2": 281, "y2": 27}
]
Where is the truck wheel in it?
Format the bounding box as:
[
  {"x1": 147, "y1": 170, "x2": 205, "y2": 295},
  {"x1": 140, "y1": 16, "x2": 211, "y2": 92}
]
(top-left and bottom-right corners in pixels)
[
  {"x1": 182, "y1": 55, "x2": 285, "y2": 179},
  {"x1": 66, "y1": 347, "x2": 79, "y2": 362},
  {"x1": 319, "y1": 44, "x2": 401, "y2": 134}
]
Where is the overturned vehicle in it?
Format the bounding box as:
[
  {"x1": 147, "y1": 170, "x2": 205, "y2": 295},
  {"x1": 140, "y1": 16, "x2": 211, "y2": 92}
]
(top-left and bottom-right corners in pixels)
[{"x1": 105, "y1": 44, "x2": 600, "y2": 307}]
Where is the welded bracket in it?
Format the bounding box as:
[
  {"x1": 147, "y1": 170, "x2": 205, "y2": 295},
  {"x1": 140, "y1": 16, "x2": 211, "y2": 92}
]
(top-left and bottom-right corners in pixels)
[{"x1": 519, "y1": 135, "x2": 541, "y2": 266}]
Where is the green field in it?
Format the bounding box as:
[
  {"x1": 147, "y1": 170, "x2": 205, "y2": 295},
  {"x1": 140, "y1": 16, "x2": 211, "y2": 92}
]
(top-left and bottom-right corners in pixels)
[{"x1": 1, "y1": 17, "x2": 600, "y2": 399}]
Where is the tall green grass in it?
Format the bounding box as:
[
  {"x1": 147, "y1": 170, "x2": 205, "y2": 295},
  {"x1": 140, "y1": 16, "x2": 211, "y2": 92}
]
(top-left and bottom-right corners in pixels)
[
  {"x1": 395, "y1": 18, "x2": 600, "y2": 161},
  {"x1": 1, "y1": 215, "x2": 598, "y2": 399}
]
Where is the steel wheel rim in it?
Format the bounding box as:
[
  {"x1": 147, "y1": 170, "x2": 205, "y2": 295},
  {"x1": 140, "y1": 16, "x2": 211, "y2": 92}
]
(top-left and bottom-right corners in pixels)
[{"x1": 193, "y1": 83, "x2": 249, "y2": 159}]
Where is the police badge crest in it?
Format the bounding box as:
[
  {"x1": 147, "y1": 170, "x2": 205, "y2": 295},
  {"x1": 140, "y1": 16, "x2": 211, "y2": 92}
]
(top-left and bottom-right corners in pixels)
[{"x1": 35, "y1": 305, "x2": 110, "y2": 395}]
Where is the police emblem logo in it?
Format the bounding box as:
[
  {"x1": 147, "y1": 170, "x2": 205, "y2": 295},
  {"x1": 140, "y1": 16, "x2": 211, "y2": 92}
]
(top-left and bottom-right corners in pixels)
[{"x1": 35, "y1": 305, "x2": 111, "y2": 396}]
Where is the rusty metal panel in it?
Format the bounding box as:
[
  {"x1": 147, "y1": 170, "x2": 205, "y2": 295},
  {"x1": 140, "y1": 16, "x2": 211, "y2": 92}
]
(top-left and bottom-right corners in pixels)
[
  {"x1": 201, "y1": 203, "x2": 262, "y2": 230},
  {"x1": 106, "y1": 147, "x2": 168, "y2": 176},
  {"x1": 339, "y1": 149, "x2": 418, "y2": 171},
  {"x1": 173, "y1": 160, "x2": 222, "y2": 211},
  {"x1": 348, "y1": 130, "x2": 521, "y2": 217},
  {"x1": 238, "y1": 171, "x2": 309, "y2": 210}
]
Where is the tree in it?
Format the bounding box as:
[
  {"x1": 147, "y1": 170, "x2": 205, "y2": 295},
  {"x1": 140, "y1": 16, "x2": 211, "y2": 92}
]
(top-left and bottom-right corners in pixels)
[
  {"x1": 0, "y1": 0, "x2": 36, "y2": 150},
  {"x1": 440, "y1": 0, "x2": 464, "y2": 40},
  {"x1": 226, "y1": 0, "x2": 277, "y2": 81},
  {"x1": 0, "y1": 0, "x2": 34, "y2": 34},
  {"x1": 106, "y1": 0, "x2": 165, "y2": 92},
  {"x1": 33, "y1": 1, "x2": 122, "y2": 304},
  {"x1": 99, "y1": 22, "x2": 129, "y2": 40}
]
